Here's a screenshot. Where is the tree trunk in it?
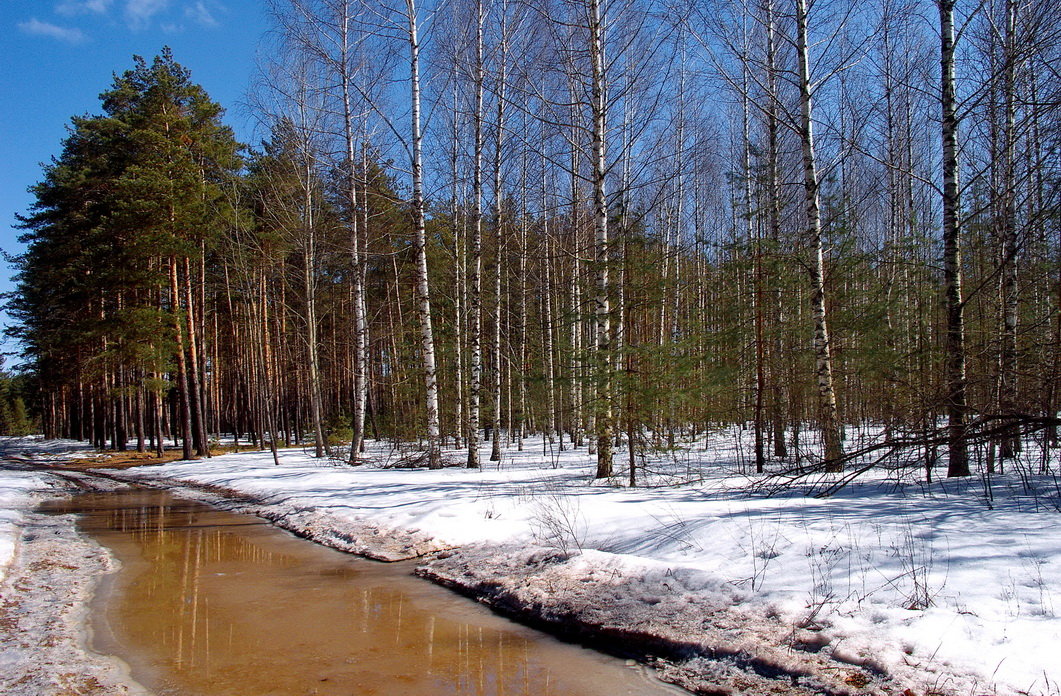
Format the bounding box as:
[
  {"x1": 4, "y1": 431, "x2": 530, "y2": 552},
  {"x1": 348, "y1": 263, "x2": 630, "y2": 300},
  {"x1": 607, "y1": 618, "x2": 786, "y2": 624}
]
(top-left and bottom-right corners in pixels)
[
  {"x1": 303, "y1": 178, "x2": 326, "y2": 459},
  {"x1": 408, "y1": 0, "x2": 443, "y2": 468},
  {"x1": 450, "y1": 71, "x2": 466, "y2": 450},
  {"x1": 183, "y1": 257, "x2": 209, "y2": 457},
  {"x1": 170, "y1": 257, "x2": 194, "y2": 461},
  {"x1": 467, "y1": 0, "x2": 486, "y2": 468},
  {"x1": 338, "y1": 4, "x2": 369, "y2": 464},
  {"x1": 765, "y1": 0, "x2": 787, "y2": 460},
  {"x1": 491, "y1": 22, "x2": 508, "y2": 463},
  {"x1": 939, "y1": 0, "x2": 969, "y2": 477},
  {"x1": 796, "y1": 0, "x2": 843, "y2": 470},
  {"x1": 997, "y1": 0, "x2": 1019, "y2": 461},
  {"x1": 589, "y1": 0, "x2": 613, "y2": 478}
]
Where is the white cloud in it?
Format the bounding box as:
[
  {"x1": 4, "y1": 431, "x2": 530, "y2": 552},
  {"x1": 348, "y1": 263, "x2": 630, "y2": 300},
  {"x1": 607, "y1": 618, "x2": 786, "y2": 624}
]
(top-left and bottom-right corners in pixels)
[
  {"x1": 17, "y1": 17, "x2": 87, "y2": 43},
  {"x1": 55, "y1": 0, "x2": 112, "y2": 16},
  {"x1": 185, "y1": 1, "x2": 218, "y2": 28},
  {"x1": 50, "y1": 0, "x2": 223, "y2": 33},
  {"x1": 124, "y1": 0, "x2": 169, "y2": 29}
]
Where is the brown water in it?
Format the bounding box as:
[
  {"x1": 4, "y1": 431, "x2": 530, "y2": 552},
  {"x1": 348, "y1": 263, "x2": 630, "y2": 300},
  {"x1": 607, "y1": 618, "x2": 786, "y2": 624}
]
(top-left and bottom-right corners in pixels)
[{"x1": 45, "y1": 489, "x2": 683, "y2": 696}]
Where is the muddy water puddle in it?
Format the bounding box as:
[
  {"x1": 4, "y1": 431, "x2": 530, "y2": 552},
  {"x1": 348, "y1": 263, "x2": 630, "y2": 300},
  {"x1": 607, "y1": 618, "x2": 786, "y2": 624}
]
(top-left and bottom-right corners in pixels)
[{"x1": 44, "y1": 489, "x2": 682, "y2": 696}]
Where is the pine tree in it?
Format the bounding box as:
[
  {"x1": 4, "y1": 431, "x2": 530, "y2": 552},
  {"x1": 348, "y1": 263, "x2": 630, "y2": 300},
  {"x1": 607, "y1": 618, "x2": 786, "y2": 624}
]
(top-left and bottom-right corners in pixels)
[{"x1": 11, "y1": 50, "x2": 241, "y2": 452}]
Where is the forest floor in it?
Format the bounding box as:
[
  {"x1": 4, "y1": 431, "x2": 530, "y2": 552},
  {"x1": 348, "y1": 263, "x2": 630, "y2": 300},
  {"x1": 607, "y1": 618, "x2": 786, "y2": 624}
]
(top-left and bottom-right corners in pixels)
[{"x1": 1, "y1": 431, "x2": 1059, "y2": 695}]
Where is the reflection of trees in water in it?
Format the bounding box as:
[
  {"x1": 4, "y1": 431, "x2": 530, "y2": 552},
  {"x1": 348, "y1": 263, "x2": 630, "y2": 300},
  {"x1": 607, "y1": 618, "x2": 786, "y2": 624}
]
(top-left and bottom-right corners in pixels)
[{"x1": 84, "y1": 492, "x2": 618, "y2": 696}]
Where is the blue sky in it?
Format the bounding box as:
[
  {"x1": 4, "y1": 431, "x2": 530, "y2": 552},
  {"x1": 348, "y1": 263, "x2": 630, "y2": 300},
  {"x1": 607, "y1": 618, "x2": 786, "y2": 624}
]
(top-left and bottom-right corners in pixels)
[{"x1": 0, "y1": 0, "x2": 267, "y2": 365}]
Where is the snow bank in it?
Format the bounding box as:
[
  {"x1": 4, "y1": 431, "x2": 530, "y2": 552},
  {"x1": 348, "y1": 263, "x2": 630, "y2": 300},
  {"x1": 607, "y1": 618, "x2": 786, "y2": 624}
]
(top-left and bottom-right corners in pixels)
[
  {"x1": 417, "y1": 545, "x2": 894, "y2": 695},
  {"x1": 0, "y1": 504, "x2": 150, "y2": 696},
  {"x1": 0, "y1": 436, "x2": 93, "y2": 582},
  {"x1": 0, "y1": 469, "x2": 50, "y2": 582},
  {"x1": 0, "y1": 436, "x2": 150, "y2": 696}
]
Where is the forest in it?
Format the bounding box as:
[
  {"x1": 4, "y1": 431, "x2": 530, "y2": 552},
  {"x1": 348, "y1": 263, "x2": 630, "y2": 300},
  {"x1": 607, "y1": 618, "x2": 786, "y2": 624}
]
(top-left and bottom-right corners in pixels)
[{"x1": 9, "y1": 0, "x2": 1061, "y2": 482}]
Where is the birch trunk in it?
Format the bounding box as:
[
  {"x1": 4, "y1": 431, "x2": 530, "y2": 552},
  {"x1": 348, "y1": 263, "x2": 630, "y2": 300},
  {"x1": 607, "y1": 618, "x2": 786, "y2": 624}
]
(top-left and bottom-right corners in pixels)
[
  {"x1": 542, "y1": 175, "x2": 559, "y2": 447},
  {"x1": 338, "y1": 1, "x2": 369, "y2": 463},
  {"x1": 516, "y1": 119, "x2": 529, "y2": 450},
  {"x1": 589, "y1": 0, "x2": 613, "y2": 478},
  {"x1": 303, "y1": 168, "x2": 326, "y2": 459},
  {"x1": 997, "y1": 0, "x2": 1019, "y2": 460},
  {"x1": 467, "y1": 0, "x2": 486, "y2": 469},
  {"x1": 407, "y1": 0, "x2": 443, "y2": 468},
  {"x1": 450, "y1": 72, "x2": 466, "y2": 450},
  {"x1": 490, "y1": 13, "x2": 508, "y2": 463},
  {"x1": 795, "y1": 0, "x2": 843, "y2": 469},
  {"x1": 939, "y1": 0, "x2": 969, "y2": 477}
]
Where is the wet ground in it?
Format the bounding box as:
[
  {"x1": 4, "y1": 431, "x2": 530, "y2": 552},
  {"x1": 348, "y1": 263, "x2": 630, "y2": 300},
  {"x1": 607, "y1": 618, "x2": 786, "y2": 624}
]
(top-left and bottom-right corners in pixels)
[{"x1": 43, "y1": 489, "x2": 684, "y2": 696}]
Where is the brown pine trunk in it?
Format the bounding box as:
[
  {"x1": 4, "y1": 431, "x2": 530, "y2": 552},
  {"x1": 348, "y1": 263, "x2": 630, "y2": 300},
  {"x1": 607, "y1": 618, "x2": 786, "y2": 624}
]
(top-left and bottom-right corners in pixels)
[
  {"x1": 183, "y1": 257, "x2": 209, "y2": 457},
  {"x1": 170, "y1": 257, "x2": 194, "y2": 461}
]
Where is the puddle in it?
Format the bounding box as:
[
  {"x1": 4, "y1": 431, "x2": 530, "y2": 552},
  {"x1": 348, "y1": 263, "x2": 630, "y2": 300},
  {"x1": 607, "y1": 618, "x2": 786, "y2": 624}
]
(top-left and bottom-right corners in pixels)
[{"x1": 44, "y1": 489, "x2": 683, "y2": 696}]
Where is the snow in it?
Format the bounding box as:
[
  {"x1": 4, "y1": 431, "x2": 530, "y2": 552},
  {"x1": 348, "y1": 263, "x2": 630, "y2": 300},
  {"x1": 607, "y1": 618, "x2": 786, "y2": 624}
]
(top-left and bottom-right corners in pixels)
[
  {"x1": 0, "y1": 469, "x2": 47, "y2": 580},
  {"x1": 0, "y1": 434, "x2": 98, "y2": 462},
  {"x1": 0, "y1": 437, "x2": 149, "y2": 696},
  {"x1": 96, "y1": 430, "x2": 1061, "y2": 696},
  {"x1": 0, "y1": 436, "x2": 94, "y2": 581}
]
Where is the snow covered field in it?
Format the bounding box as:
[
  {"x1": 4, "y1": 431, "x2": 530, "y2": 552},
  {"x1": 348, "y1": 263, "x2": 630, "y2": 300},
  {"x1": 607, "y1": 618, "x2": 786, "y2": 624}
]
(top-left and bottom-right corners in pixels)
[{"x1": 93, "y1": 430, "x2": 1061, "y2": 696}]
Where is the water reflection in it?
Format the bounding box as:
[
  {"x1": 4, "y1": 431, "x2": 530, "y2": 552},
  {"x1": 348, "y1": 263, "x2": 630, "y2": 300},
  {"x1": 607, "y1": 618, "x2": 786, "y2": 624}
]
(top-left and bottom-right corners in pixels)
[{"x1": 45, "y1": 491, "x2": 677, "y2": 696}]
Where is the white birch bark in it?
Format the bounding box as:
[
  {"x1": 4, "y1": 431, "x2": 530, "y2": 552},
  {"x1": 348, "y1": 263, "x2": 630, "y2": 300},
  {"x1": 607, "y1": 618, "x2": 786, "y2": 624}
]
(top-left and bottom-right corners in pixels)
[
  {"x1": 588, "y1": 0, "x2": 613, "y2": 478},
  {"x1": 302, "y1": 160, "x2": 326, "y2": 459},
  {"x1": 997, "y1": 0, "x2": 1019, "y2": 459},
  {"x1": 467, "y1": 0, "x2": 486, "y2": 468},
  {"x1": 336, "y1": 0, "x2": 368, "y2": 463},
  {"x1": 939, "y1": 0, "x2": 969, "y2": 476},
  {"x1": 450, "y1": 70, "x2": 466, "y2": 450},
  {"x1": 542, "y1": 160, "x2": 559, "y2": 448},
  {"x1": 795, "y1": 0, "x2": 842, "y2": 468},
  {"x1": 407, "y1": 0, "x2": 442, "y2": 468},
  {"x1": 490, "y1": 5, "x2": 508, "y2": 462}
]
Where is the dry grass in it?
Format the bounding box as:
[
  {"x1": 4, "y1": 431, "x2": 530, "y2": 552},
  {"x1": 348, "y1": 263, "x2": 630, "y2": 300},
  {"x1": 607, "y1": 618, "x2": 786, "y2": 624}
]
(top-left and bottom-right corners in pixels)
[
  {"x1": 60, "y1": 443, "x2": 295, "y2": 471},
  {"x1": 61, "y1": 451, "x2": 182, "y2": 470}
]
